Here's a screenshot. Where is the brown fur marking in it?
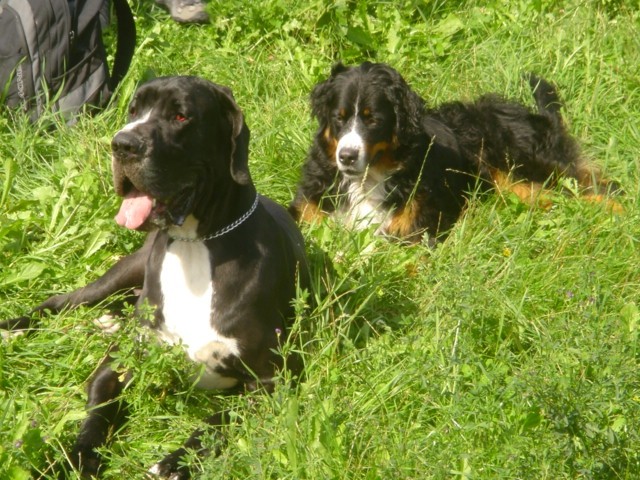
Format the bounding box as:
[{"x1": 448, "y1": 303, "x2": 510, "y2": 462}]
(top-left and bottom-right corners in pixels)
[
  {"x1": 369, "y1": 139, "x2": 400, "y2": 174},
  {"x1": 295, "y1": 200, "x2": 325, "y2": 223},
  {"x1": 323, "y1": 127, "x2": 338, "y2": 163},
  {"x1": 489, "y1": 168, "x2": 552, "y2": 208},
  {"x1": 386, "y1": 199, "x2": 420, "y2": 239}
]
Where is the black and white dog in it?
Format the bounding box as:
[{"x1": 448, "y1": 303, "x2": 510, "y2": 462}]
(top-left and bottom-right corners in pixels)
[{"x1": 1, "y1": 76, "x2": 309, "y2": 478}]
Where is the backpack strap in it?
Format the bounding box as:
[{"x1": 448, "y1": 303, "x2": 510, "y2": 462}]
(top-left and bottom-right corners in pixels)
[
  {"x1": 70, "y1": 0, "x2": 135, "y2": 92},
  {"x1": 109, "y1": 0, "x2": 135, "y2": 91}
]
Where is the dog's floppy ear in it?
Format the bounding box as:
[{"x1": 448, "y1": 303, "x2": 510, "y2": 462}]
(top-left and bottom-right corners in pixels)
[
  {"x1": 378, "y1": 65, "x2": 424, "y2": 139},
  {"x1": 310, "y1": 62, "x2": 349, "y2": 123},
  {"x1": 229, "y1": 116, "x2": 251, "y2": 185},
  {"x1": 215, "y1": 84, "x2": 252, "y2": 185}
]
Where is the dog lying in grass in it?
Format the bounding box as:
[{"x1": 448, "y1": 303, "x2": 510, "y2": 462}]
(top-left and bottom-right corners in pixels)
[
  {"x1": 1, "y1": 76, "x2": 310, "y2": 479},
  {"x1": 289, "y1": 62, "x2": 621, "y2": 245}
]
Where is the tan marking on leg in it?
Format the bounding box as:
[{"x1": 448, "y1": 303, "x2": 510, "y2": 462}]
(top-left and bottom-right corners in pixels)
[
  {"x1": 575, "y1": 161, "x2": 603, "y2": 189},
  {"x1": 296, "y1": 200, "x2": 326, "y2": 224},
  {"x1": 489, "y1": 168, "x2": 552, "y2": 209},
  {"x1": 386, "y1": 199, "x2": 421, "y2": 242},
  {"x1": 581, "y1": 194, "x2": 624, "y2": 214}
]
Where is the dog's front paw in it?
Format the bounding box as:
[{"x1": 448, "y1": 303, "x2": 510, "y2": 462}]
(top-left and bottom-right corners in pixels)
[
  {"x1": 93, "y1": 314, "x2": 122, "y2": 335},
  {"x1": 0, "y1": 316, "x2": 37, "y2": 335},
  {"x1": 69, "y1": 443, "x2": 103, "y2": 478},
  {"x1": 148, "y1": 448, "x2": 190, "y2": 479}
]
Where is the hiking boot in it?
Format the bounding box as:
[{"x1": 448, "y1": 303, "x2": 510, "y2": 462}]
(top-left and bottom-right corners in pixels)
[{"x1": 155, "y1": 0, "x2": 210, "y2": 24}]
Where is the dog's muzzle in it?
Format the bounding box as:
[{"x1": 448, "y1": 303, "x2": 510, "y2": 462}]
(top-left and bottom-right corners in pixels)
[
  {"x1": 111, "y1": 131, "x2": 196, "y2": 231},
  {"x1": 112, "y1": 130, "x2": 146, "y2": 162}
]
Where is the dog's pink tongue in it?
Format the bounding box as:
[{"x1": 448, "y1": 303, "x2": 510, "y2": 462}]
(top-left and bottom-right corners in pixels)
[{"x1": 115, "y1": 190, "x2": 153, "y2": 230}]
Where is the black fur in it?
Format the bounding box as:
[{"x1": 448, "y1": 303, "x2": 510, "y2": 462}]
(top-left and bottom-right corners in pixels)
[
  {"x1": 1, "y1": 76, "x2": 309, "y2": 479},
  {"x1": 289, "y1": 62, "x2": 616, "y2": 243}
]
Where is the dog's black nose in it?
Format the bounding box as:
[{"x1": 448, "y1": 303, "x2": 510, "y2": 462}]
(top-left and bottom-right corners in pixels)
[
  {"x1": 338, "y1": 147, "x2": 359, "y2": 166},
  {"x1": 112, "y1": 131, "x2": 145, "y2": 159}
]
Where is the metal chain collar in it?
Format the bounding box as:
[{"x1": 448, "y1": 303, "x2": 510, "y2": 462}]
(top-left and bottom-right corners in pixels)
[{"x1": 170, "y1": 193, "x2": 260, "y2": 242}]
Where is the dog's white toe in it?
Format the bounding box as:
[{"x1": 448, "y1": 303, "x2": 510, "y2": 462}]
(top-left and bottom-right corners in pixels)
[{"x1": 93, "y1": 314, "x2": 121, "y2": 334}]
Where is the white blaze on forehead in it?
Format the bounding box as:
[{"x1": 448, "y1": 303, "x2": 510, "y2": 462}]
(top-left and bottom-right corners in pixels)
[
  {"x1": 335, "y1": 96, "x2": 369, "y2": 172},
  {"x1": 119, "y1": 109, "x2": 152, "y2": 133}
]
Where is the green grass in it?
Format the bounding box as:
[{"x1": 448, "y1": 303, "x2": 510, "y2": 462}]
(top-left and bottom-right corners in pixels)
[{"x1": 2, "y1": 0, "x2": 640, "y2": 478}]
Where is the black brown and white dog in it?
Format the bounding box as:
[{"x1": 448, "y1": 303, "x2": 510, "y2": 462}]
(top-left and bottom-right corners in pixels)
[
  {"x1": 289, "y1": 62, "x2": 620, "y2": 244},
  {"x1": 1, "y1": 76, "x2": 309, "y2": 478}
]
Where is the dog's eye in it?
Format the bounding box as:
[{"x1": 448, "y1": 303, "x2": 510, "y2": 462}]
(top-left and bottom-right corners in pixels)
[
  {"x1": 362, "y1": 109, "x2": 376, "y2": 125},
  {"x1": 129, "y1": 106, "x2": 137, "y2": 117}
]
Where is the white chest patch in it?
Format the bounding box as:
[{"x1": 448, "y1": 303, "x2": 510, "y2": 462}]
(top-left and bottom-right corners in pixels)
[
  {"x1": 158, "y1": 237, "x2": 240, "y2": 389},
  {"x1": 341, "y1": 173, "x2": 392, "y2": 231}
]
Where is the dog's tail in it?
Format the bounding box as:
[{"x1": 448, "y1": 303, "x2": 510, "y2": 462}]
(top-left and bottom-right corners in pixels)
[
  {"x1": 526, "y1": 73, "x2": 624, "y2": 204},
  {"x1": 527, "y1": 73, "x2": 564, "y2": 124}
]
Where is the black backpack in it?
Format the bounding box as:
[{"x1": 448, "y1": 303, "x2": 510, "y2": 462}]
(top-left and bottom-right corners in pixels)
[{"x1": 0, "y1": 0, "x2": 135, "y2": 122}]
